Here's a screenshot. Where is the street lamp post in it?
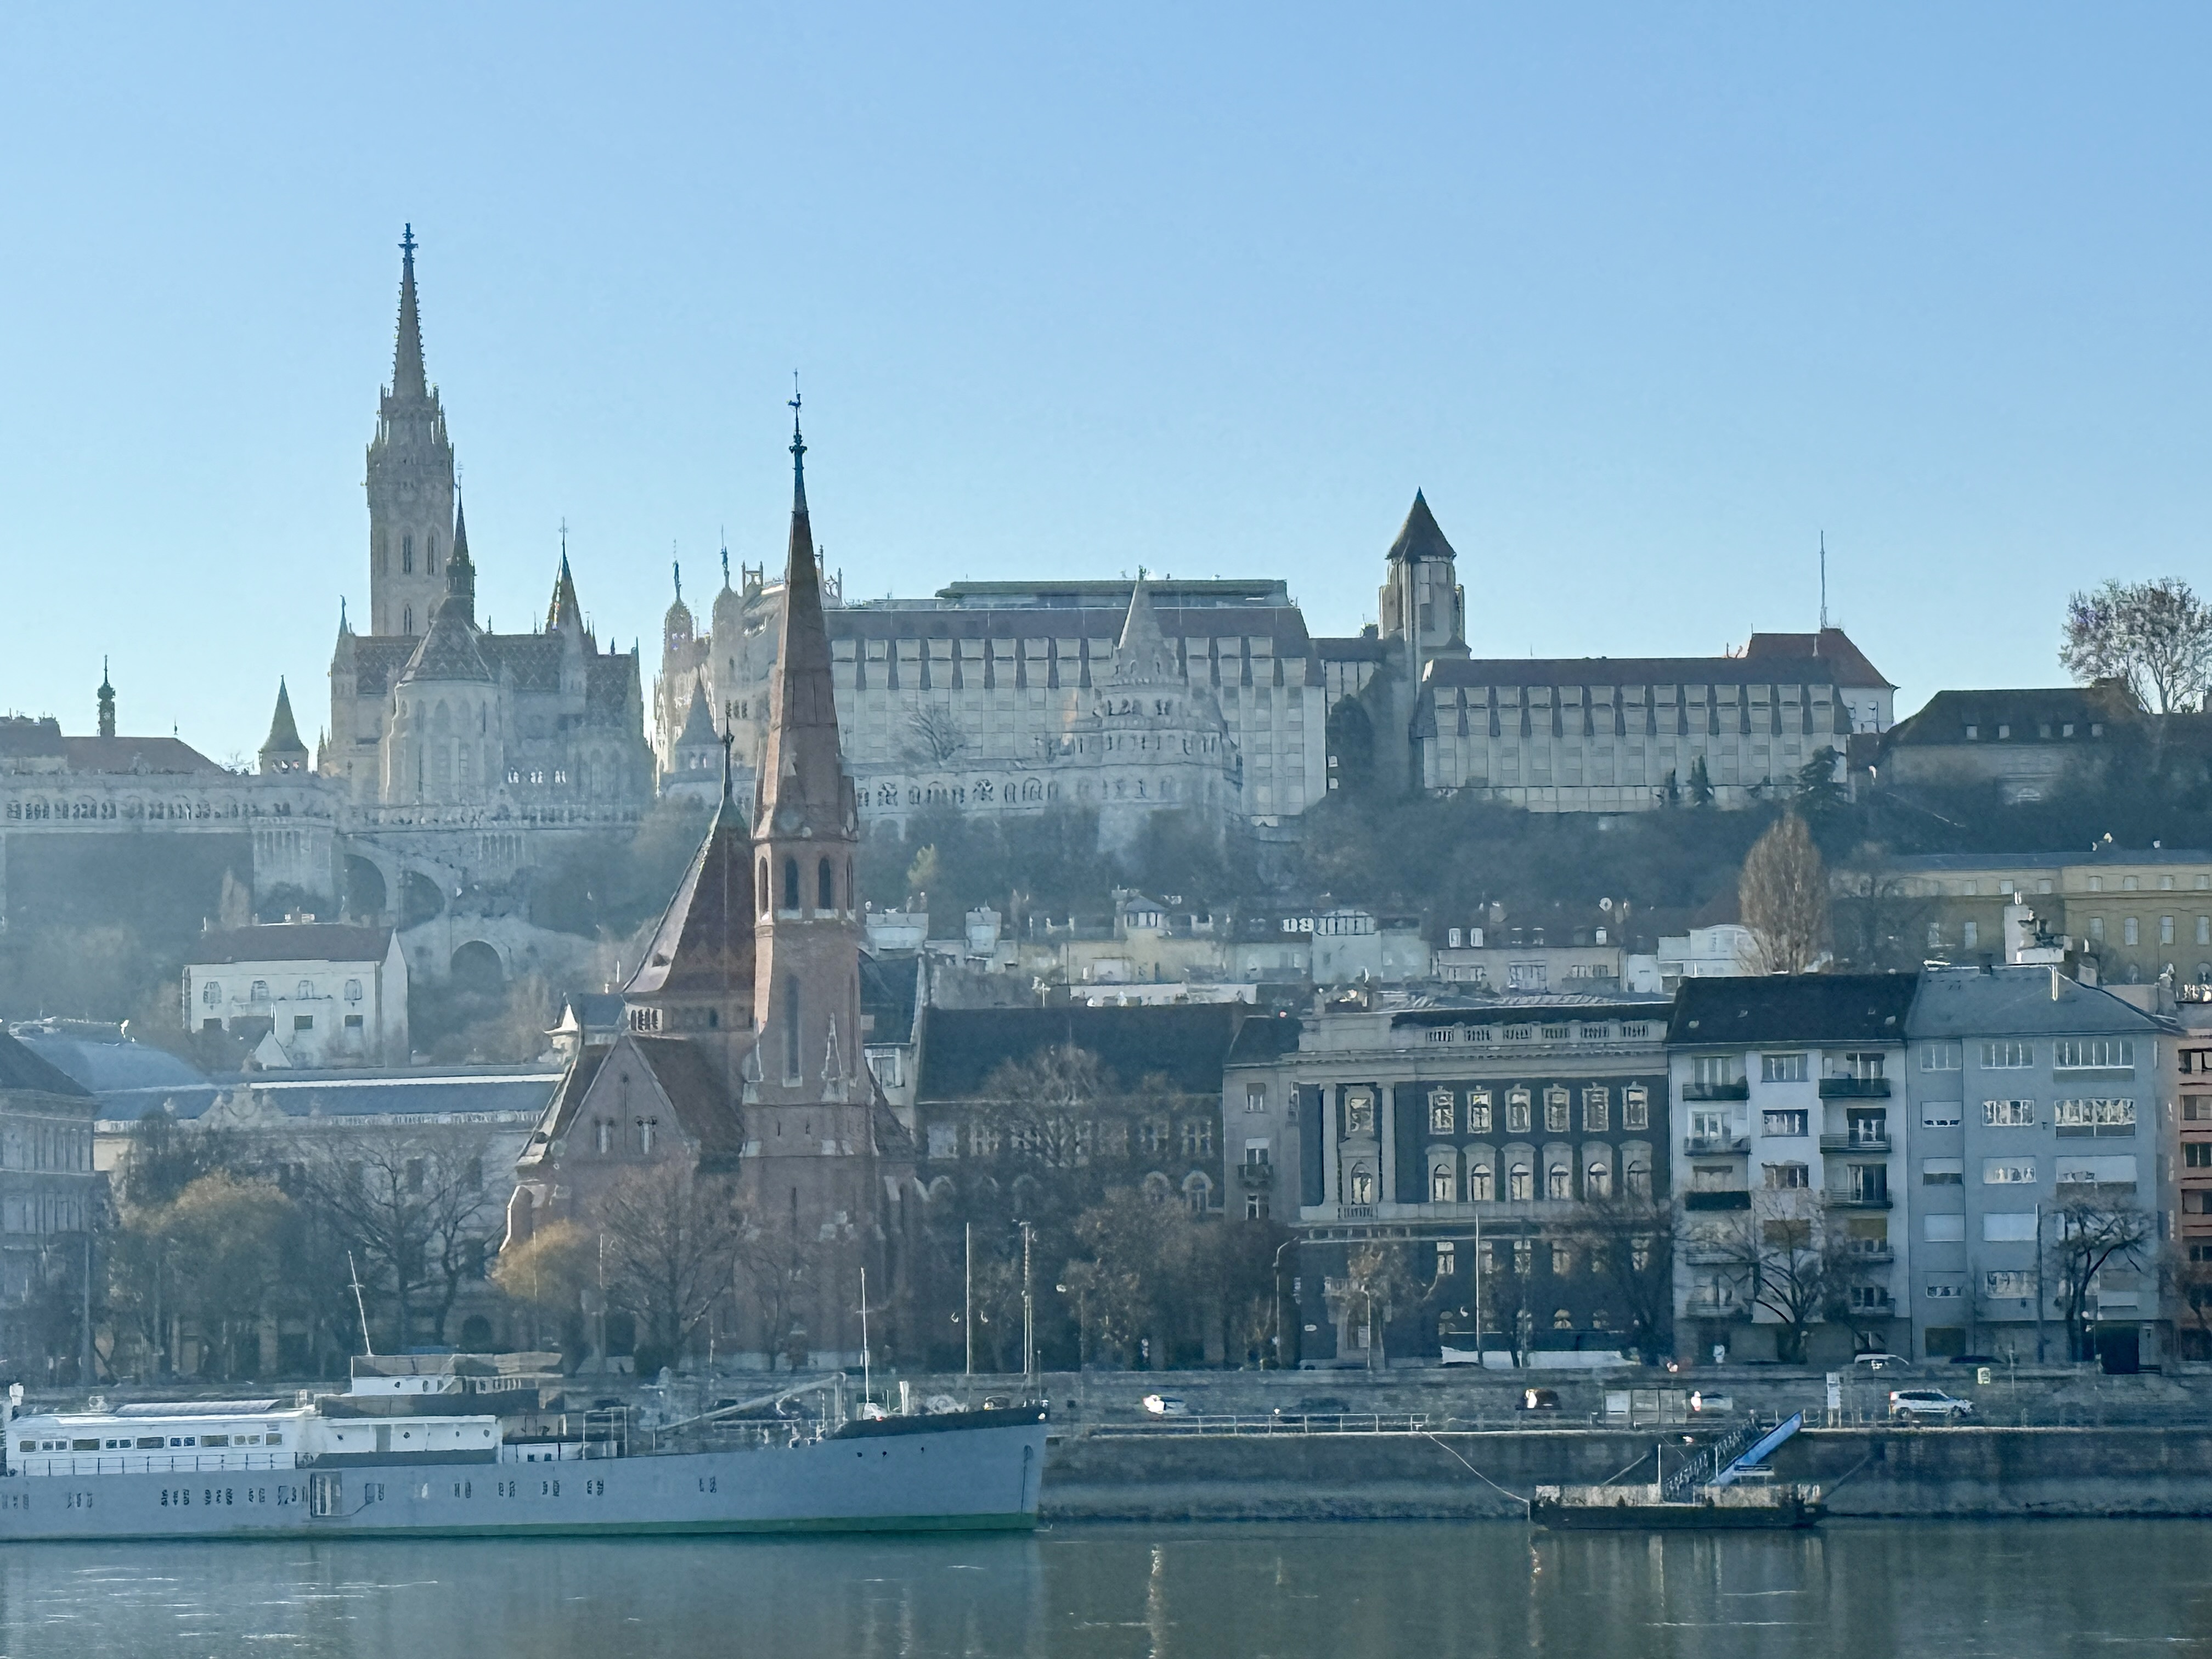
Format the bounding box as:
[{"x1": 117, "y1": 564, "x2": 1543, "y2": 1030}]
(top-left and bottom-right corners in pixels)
[{"x1": 1271, "y1": 1238, "x2": 1299, "y2": 1368}]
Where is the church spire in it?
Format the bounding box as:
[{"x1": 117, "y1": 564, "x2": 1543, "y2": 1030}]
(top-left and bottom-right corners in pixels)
[
  {"x1": 447, "y1": 491, "x2": 475, "y2": 605},
  {"x1": 392, "y1": 224, "x2": 427, "y2": 402},
  {"x1": 752, "y1": 389, "x2": 851, "y2": 838},
  {"x1": 96, "y1": 658, "x2": 115, "y2": 739},
  {"x1": 258, "y1": 680, "x2": 309, "y2": 774}
]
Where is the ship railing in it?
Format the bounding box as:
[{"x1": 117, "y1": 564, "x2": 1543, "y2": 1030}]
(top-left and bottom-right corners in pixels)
[
  {"x1": 1089, "y1": 1413, "x2": 1440, "y2": 1436},
  {"x1": 19, "y1": 1451, "x2": 295, "y2": 1477}
]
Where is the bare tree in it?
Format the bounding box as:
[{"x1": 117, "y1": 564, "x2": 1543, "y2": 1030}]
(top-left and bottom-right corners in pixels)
[
  {"x1": 2164, "y1": 1242, "x2": 2212, "y2": 1359},
  {"x1": 2061, "y1": 578, "x2": 2212, "y2": 714},
  {"x1": 287, "y1": 1126, "x2": 503, "y2": 1349},
  {"x1": 1739, "y1": 812, "x2": 1829, "y2": 974},
  {"x1": 1341, "y1": 1241, "x2": 1419, "y2": 1369},
  {"x1": 1703, "y1": 1191, "x2": 1851, "y2": 1365},
  {"x1": 2046, "y1": 1193, "x2": 2156, "y2": 1362},
  {"x1": 1571, "y1": 1195, "x2": 1676, "y2": 1364},
  {"x1": 596, "y1": 1165, "x2": 744, "y2": 1374},
  {"x1": 904, "y1": 704, "x2": 969, "y2": 766}
]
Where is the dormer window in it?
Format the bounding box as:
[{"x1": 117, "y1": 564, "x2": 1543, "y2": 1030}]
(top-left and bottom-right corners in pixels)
[
  {"x1": 1996, "y1": 724, "x2": 2010, "y2": 739},
  {"x1": 1965, "y1": 724, "x2": 1978, "y2": 739}
]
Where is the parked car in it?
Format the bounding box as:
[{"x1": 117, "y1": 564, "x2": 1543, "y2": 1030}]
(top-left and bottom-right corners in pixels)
[
  {"x1": 1140, "y1": 1394, "x2": 1189, "y2": 1418},
  {"x1": 1689, "y1": 1392, "x2": 1735, "y2": 1414},
  {"x1": 1853, "y1": 1352, "x2": 1908, "y2": 1373},
  {"x1": 981, "y1": 1395, "x2": 1014, "y2": 1410},
  {"x1": 1889, "y1": 1389, "x2": 1974, "y2": 1421},
  {"x1": 1517, "y1": 1388, "x2": 1562, "y2": 1413}
]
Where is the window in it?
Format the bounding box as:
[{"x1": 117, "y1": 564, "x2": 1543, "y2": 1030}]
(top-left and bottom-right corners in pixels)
[
  {"x1": 1342, "y1": 1092, "x2": 1374, "y2": 1136},
  {"x1": 1986, "y1": 1271, "x2": 2035, "y2": 1299},
  {"x1": 1429, "y1": 1091, "x2": 1455, "y2": 1135},
  {"x1": 344, "y1": 1014, "x2": 363, "y2": 1030},
  {"x1": 1180, "y1": 1120, "x2": 1214, "y2": 1157},
  {"x1": 2185, "y1": 1143, "x2": 2212, "y2": 1169},
  {"x1": 344, "y1": 979, "x2": 363, "y2": 1002},
  {"x1": 1981, "y1": 1041, "x2": 2033, "y2": 1069},
  {"x1": 1138, "y1": 1118, "x2": 1169, "y2": 1155},
  {"x1": 293, "y1": 1015, "x2": 314, "y2": 1032},
  {"x1": 2186, "y1": 1096, "x2": 2212, "y2": 1122},
  {"x1": 2055, "y1": 1038, "x2": 2134, "y2": 1070},
  {"x1": 403, "y1": 534, "x2": 414, "y2": 574},
  {"x1": 1762, "y1": 1052, "x2": 1808, "y2": 1082},
  {"x1": 1962, "y1": 921, "x2": 1979, "y2": 950},
  {"x1": 1544, "y1": 1087, "x2": 1570, "y2": 1133},
  {"x1": 1623, "y1": 1160, "x2": 1650, "y2": 1198},
  {"x1": 1926, "y1": 1282, "x2": 1963, "y2": 1298},
  {"x1": 2164, "y1": 916, "x2": 2177, "y2": 945},
  {"x1": 758, "y1": 859, "x2": 770, "y2": 915},
  {"x1": 1762, "y1": 1110, "x2": 1809, "y2": 1138},
  {"x1": 1435, "y1": 1242, "x2": 1456, "y2": 1276},
  {"x1": 1983, "y1": 1158, "x2": 2036, "y2": 1184},
  {"x1": 781, "y1": 857, "x2": 800, "y2": 911},
  {"x1": 1922, "y1": 1158, "x2": 1963, "y2": 1186},
  {"x1": 1547, "y1": 1164, "x2": 1571, "y2": 1199},
  {"x1": 1245, "y1": 1085, "x2": 1267, "y2": 1114},
  {"x1": 1921, "y1": 1042, "x2": 1962, "y2": 1071},
  {"x1": 2124, "y1": 917, "x2": 2140, "y2": 946},
  {"x1": 249, "y1": 980, "x2": 268, "y2": 1002},
  {"x1": 1622, "y1": 1086, "x2": 1649, "y2": 1131},
  {"x1": 1983, "y1": 1212, "x2": 2038, "y2": 1242},
  {"x1": 1469, "y1": 1164, "x2": 1494, "y2": 1201},
  {"x1": 201, "y1": 980, "x2": 220, "y2": 1006},
  {"x1": 782, "y1": 978, "x2": 802, "y2": 1084},
  {"x1": 1587, "y1": 1160, "x2": 1611, "y2": 1197},
  {"x1": 1466, "y1": 1090, "x2": 1493, "y2": 1133},
  {"x1": 2125, "y1": 876, "x2": 2141, "y2": 892},
  {"x1": 1506, "y1": 1089, "x2": 1532, "y2": 1134},
  {"x1": 2053, "y1": 1098, "x2": 2135, "y2": 1136},
  {"x1": 1923, "y1": 1213, "x2": 1966, "y2": 1242},
  {"x1": 2090, "y1": 917, "x2": 2106, "y2": 944},
  {"x1": 1763, "y1": 1163, "x2": 1809, "y2": 1189},
  {"x1": 2200, "y1": 917, "x2": 2211, "y2": 946},
  {"x1": 817, "y1": 857, "x2": 835, "y2": 912},
  {"x1": 1922, "y1": 1102, "x2": 1963, "y2": 1128},
  {"x1": 1582, "y1": 1087, "x2": 1609, "y2": 1132},
  {"x1": 1692, "y1": 1056, "x2": 1743, "y2": 1088},
  {"x1": 1347, "y1": 1165, "x2": 1375, "y2": 1205},
  {"x1": 1505, "y1": 1164, "x2": 1532, "y2": 1201},
  {"x1": 1430, "y1": 1165, "x2": 1455, "y2": 1203},
  {"x1": 1551, "y1": 1243, "x2": 1573, "y2": 1276}
]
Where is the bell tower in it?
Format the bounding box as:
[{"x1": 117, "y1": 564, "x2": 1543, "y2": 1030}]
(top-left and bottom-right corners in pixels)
[{"x1": 366, "y1": 225, "x2": 456, "y2": 637}]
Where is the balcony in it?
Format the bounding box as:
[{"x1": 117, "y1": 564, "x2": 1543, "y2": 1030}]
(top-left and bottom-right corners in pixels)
[
  {"x1": 1684, "y1": 1135, "x2": 1750, "y2": 1156},
  {"x1": 1842, "y1": 1244, "x2": 1895, "y2": 1264},
  {"x1": 1820, "y1": 1132, "x2": 1892, "y2": 1153},
  {"x1": 1684, "y1": 1189, "x2": 1751, "y2": 1212},
  {"x1": 1819, "y1": 1077, "x2": 1891, "y2": 1099},
  {"x1": 1681, "y1": 1081, "x2": 1750, "y2": 1102},
  {"x1": 1824, "y1": 1189, "x2": 1893, "y2": 1210}
]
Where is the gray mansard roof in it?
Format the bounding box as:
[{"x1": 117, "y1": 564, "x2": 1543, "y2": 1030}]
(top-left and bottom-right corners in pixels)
[
  {"x1": 1905, "y1": 966, "x2": 2170, "y2": 1040},
  {"x1": 1668, "y1": 973, "x2": 1917, "y2": 1048}
]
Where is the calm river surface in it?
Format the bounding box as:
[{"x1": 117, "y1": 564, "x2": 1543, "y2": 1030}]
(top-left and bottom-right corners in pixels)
[{"x1": 1, "y1": 1521, "x2": 2208, "y2": 1658}]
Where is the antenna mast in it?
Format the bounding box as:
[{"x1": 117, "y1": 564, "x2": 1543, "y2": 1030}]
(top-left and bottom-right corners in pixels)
[{"x1": 1819, "y1": 532, "x2": 1829, "y2": 631}]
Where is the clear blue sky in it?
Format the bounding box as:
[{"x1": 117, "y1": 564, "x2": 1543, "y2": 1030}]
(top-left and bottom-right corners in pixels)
[{"x1": 3, "y1": 4, "x2": 2207, "y2": 761}]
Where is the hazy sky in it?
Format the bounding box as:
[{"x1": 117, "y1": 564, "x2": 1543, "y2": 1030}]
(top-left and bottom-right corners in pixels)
[{"x1": 3, "y1": 5, "x2": 2207, "y2": 761}]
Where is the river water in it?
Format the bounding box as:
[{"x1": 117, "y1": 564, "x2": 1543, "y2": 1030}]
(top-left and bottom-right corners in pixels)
[{"x1": 2, "y1": 1521, "x2": 2207, "y2": 1657}]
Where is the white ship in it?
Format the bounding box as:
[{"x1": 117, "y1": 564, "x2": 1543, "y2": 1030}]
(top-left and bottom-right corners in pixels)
[{"x1": 0, "y1": 1372, "x2": 1047, "y2": 1541}]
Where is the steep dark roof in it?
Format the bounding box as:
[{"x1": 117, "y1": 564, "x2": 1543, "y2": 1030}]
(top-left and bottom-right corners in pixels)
[
  {"x1": 260, "y1": 681, "x2": 307, "y2": 757},
  {"x1": 1884, "y1": 684, "x2": 2142, "y2": 749},
  {"x1": 1667, "y1": 973, "x2": 1917, "y2": 1047},
  {"x1": 183, "y1": 924, "x2": 393, "y2": 967},
  {"x1": 630, "y1": 1036, "x2": 744, "y2": 1170},
  {"x1": 0, "y1": 1032, "x2": 94, "y2": 1098},
  {"x1": 1226, "y1": 1011, "x2": 1302, "y2": 1067},
  {"x1": 915, "y1": 1004, "x2": 1245, "y2": 1101},
  {"x1": 675, "y1": 680, "x2": 720, "y2": 748},
  {"x1": 1745, "y1": 628, "x2": 1894, "y2": 690},
  {"x1": 1386, "y1": 490, "x2": 1457, "y2": 566},
  {"x1": 60, "y1": 736, "x2": 226, "y2": 774},
  {"x1": 861, "y1": 952, "x2": 921, "y2": 1047},
  {"x1": 623, "y1": 794, "x2": 753, "y2": 1000}
]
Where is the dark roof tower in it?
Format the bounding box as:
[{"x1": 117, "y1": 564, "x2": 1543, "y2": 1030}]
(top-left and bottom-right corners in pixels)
[
  {"x1": 365, "y1": 225, "x2": 456, "y2": 639},
  {"x1": 96, "y1": 658, "x2": 115, "y2": 740},
  {"x1": 1385, "y1": 489, "x2": 1458, "y2": 567},
  {"x1": 396, "y1": 494, "x2": 492, "y2": 686},
  {"x1": 258, "y1": 680, "x2": 310, "y2": 774},
  {"x1": 624, "y1": 732, "x2": 758, "y2": 1065},
  {"x1": 392, "y1": 223, "x2": 427, "y2": 402}
]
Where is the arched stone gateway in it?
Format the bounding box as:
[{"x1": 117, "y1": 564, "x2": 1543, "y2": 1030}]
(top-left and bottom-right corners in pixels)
[{"x1": 450, "y1": 940, "x2": 505, "y2": 993}]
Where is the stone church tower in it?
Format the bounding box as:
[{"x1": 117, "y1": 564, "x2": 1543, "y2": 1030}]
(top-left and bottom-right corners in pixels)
[{"x1": 366, "y1": 226, "x2": 455, "y2": 641}]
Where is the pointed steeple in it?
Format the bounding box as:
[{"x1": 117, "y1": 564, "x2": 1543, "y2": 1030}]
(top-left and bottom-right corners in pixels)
[
  {"x1": 675, "y1": 678, "x2": 720, "y2": 752},
  {"x1": 1110, "y1": 568, "x2": 1180, "y2": 684},
  {"x1": 96, "y1": 658, "x2": 115, "y2": 739},
  {"x1": 392, "y1": 224, "x2": 427, "y2": 402},
  {"x1": 547, "y1": 521, "x2": 583, "y2": 633},
  {"x1": 446, "y1": 492, "x2": 476, "y2": 610},
  {"x1": 1386, "y1": 489, "x2": 1457, "y2": 565},
  {"x1": 259, "y1": 680, "x2": 309, "y2": 774},
  {"x1": 397, "y1": 494, "x2": 492, "y2": 685},
  {"x1": 752, "y1": 392, "x2": 853, "y2": 838}
]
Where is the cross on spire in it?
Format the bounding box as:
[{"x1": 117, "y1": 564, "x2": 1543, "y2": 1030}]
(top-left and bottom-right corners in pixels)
[{"x1": 789, "y1": 374, "x2": 806, "y2": 510}]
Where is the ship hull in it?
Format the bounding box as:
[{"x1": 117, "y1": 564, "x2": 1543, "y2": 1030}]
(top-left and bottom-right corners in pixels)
[
  {"x1": 1531, "y1": 1496, "x2": 1823, "y2": 1531},
  {"x1": 0, "y1": 1419, "x2": 1047, "y2": 1542}
]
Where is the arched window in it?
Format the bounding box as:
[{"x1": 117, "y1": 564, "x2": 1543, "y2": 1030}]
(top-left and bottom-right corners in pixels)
[
  {"x1": 1508, "y1": 1164, "x2": 1532, "y2": 1201},
  {"x1": 1547, "y1": 1164, "x2": 1571, "y2": 1200},
  {"x1": 817, "y1": 857, "x2": 834, "y2": 912},
  {"x1": 201, "y1": 981, "x2": 220, "y2": 1006},
  {"x1": 1182, "y1": 1172, "x2": 1213, "y2": 1215},
  {"x1": 782, "y1": 857, "x2": 800, "y2": 912},
  {"x1": 1141, "y1": 1171, "x2": 1172, "y2": 1204},
  {"x1": 782, "y1": 978, "x2": 802, "y2": 1084},
  {"x1": 1553, "y1": 1308, "x2": 1574, "y2": 1330},
  {"x1": 403, "y1": 534, "x2": 414, "y2": 574},
  {"x1": 1624, "y1": 1161, "x2": 1651, "y2": 1199},
  {"x1": 427, "y1": 532, "x2": 439, "y2": 575},
  {"x1": 758, "y1": 859, "x2": 770, "y2": 916},
  {"x1": 403, "y1": 606, "x2": 414, "y2": 635},
  {"x1": 1348, "y1": 1164, "x2": 1374, "y2": 1205},
  {"x1": 1429, "y1": 1164, "x2": 1455, "y2": 1204},
  {"x1": 1587, "y1": 1161, "x2": 1611, "y2": 1198},
  {"x1": 1468, "y1": 1164, "x2": 1494, "y2": 1201}
]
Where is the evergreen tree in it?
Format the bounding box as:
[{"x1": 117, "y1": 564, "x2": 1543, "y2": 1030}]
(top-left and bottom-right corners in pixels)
[{"x1": 1687, "y1": 755, "x2": 1714, "y2": 807}]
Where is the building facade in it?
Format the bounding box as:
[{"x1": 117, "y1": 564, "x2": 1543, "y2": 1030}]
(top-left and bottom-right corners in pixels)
[
  {"x1": 1668, "y1": 975, "x2": 1915, "y2": 1365},
  {"x1": 0, "y1": 1033, "x2": 98, "y2": 1373},
  {"x1": 180, "y1": 923, "x2": 409, "y2": 1068},
  {"x1": 1903, "y1": 966, "x2": 2171, "y2": 1366}
]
